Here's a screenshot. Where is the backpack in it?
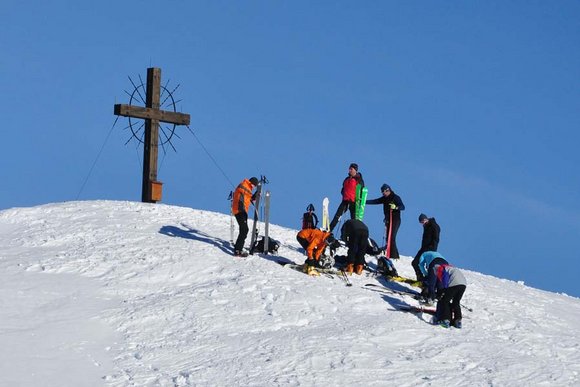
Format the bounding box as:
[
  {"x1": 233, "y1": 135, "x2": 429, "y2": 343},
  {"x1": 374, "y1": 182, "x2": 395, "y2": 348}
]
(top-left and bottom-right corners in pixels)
[
  {"x1": 377, "y1": 256, "x2": 398, "y2": 277},
  {"x1": 436, "y1": 264, "x2": 451, "y2": 288},
  {"x1": 301, "y1": 209, "x2": 319, "y2": 230},
  {"x1": 253, "y1": 237, "x2": 280, "y2": 254}
]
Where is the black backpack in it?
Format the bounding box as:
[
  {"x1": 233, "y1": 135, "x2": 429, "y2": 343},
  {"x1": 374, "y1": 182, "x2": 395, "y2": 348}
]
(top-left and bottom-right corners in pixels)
[
  {"x1": 253, "y1": 237, "x2": 280, "y2": 254},
  {"x1": 377, "y1": 256, "x2": 399, "y2": 277},
  {"x1": 301, "y1": 204, "x2": 319, "y2": 229}
]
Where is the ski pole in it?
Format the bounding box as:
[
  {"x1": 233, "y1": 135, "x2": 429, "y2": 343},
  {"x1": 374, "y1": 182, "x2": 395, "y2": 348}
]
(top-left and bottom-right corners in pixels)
[
  {"x1": 461, "y1": 303, "x2": 474, "y2": 312},
  {"x1": 340, "y1": 269, "x2": 352, "y2": 286},
  {"x1": 386, "y1": 209, "x2": 393, "y2": 258}
]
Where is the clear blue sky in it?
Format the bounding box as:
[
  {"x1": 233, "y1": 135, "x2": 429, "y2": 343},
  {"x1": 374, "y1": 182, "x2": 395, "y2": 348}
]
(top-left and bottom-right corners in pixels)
[{"x1": 2, "y1": 1, "x2": 579, "y2": 296}]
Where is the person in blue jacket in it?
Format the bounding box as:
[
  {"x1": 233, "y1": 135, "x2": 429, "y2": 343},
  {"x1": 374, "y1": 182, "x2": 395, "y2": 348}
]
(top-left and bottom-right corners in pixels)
[
  {"x1": 420, "y1": 251, "x2": 467, "y2": 329},
  {"x1": 418, "y1": 251, "x2": 448, "y2": 280},
  {"x1": 418, "y1": 250, "x2": 449, "y2": 312}
]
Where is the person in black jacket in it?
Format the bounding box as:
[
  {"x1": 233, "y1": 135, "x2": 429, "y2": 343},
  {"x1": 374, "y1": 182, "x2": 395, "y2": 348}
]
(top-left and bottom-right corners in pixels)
[
  {"x1": 366, "y1": 184, "x2": 405, "y2": 258},
  {"x1": 340, "y1": 219, "x2": 369, "y2": 275},
  {"x1": 412, "y1": 213, "x2": 441, "y2": 281}
]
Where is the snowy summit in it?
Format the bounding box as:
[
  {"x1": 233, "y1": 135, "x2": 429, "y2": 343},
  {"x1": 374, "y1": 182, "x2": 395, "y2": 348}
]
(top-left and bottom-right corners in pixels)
[{"x1": 0, "y1": 200, "x2": 579, "y2": 386}]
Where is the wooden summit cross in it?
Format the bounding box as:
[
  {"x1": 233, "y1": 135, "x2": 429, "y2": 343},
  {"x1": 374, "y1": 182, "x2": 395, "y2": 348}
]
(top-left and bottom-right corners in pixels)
[{"x1": 114, "y1": 67, "x2": 190, "y2": 203}]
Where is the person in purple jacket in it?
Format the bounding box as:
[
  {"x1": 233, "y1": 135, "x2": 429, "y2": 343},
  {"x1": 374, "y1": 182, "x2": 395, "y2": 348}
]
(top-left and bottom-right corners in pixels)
[{"x1": 421, "y1": 251, "x2": 467, "y2": 329}]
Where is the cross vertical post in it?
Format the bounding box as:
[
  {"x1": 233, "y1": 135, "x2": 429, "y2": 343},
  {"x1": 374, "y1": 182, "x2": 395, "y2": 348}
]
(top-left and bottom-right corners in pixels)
[
  {"x1": 114, "y1": 67, "x2": 191, "y2": 203},
  {"x1": 142, "y1": 67, "x2": 161, "y2": 203}
]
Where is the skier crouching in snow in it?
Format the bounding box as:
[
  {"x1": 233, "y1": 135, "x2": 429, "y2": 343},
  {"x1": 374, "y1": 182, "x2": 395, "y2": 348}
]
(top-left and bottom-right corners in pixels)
[
  {"x1": 418, "y1": 251, "x2": 448, "y2": 284},
  {"x1": 419, "y1": 251, "x2": 467, "y2": 329},
  {"x1": 340, "y1": 219, "x2": 369, "y2": 275},
  {"x1": 232, "y1": 176, "x2": 260, "y2": 257},
  {"x1": 417, "y1": 250, "x2": 448, "y2": 299},
  {"x1": 296, "y1": 229, "x2": 336, "y2": 275}
]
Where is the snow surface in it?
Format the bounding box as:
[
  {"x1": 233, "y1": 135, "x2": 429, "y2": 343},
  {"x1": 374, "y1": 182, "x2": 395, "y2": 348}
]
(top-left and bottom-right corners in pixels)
[{"x1": 0, "y1": 200, "x2": 579, "y2": 386}]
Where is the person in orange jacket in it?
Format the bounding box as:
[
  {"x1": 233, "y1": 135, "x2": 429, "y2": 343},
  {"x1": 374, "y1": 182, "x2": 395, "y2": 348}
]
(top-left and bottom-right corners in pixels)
[
  {"x1": 232, "y1": 176, "x2": 259, "y2": 257},
  {"x1": 296, "y1": 228, "x2": 335, "y2": 274}
]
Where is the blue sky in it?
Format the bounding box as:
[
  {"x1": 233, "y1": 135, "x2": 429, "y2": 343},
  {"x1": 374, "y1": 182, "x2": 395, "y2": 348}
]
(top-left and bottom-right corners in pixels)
[{"x1": 2, "y1": 1, "x2": 579, "y2": 296}]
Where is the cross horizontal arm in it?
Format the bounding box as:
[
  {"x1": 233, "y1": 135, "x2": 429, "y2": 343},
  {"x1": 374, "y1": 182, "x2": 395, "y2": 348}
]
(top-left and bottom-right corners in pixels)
[{"x1": 114, "y1": 104, "x2": 190, "y2": 125}]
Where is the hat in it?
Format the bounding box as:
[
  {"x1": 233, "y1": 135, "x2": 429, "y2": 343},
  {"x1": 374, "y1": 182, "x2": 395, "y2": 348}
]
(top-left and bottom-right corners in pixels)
[
  {"x1": 418, "y1": 213, "x2": 428, "y2": 222},
  {"x1": 349, "y1": 163, "x2": 358, "y2": 171},
  {"x1": 249, "y1": 177, "x2": 259, "y2": 186},
  {"x1": 380, "y1": 184, "x2": 391, "y2": 192}
]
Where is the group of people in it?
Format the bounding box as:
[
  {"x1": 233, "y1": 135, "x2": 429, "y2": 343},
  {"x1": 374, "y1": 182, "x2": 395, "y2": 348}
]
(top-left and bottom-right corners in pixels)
[
  {"x1": 328, "y1": 163, "x2": 405, "y2": 259},
  {"x1": 231, "y1": 163, "x2": 467, "y2": 328}
]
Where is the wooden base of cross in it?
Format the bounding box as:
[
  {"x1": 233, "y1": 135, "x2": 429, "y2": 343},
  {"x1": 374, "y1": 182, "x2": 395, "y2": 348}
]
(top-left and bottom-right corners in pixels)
[{"x1": 114, "y1": 67, "x2": 190, "y2": 203}]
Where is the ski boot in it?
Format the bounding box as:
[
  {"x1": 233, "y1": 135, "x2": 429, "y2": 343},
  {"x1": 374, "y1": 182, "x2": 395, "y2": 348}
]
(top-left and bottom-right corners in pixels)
[
  {"x1": 453, "y1": 319, "x2": 462, "y2": 329},
  {"x1": 354, "y1": 264, "x2": 364, "y2": 275},
  {"x1": 345, "y1": 263, "x2": 354, "y2": 275},
  {"x1": 439, "y1": 320, "x2": 450, "y2": 329},
  {"x1": 234, "y1": 249, "x2": 249, "y2": 257},
  {"x1": 303, "y1": 259, "x2": 320, "y2": 276}
]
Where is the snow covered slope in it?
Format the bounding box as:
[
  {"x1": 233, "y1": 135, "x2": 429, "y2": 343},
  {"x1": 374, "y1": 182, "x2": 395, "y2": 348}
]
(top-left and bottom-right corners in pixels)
[{"x1": 0, "y1": 201, "x2": 579, "y2": 386}]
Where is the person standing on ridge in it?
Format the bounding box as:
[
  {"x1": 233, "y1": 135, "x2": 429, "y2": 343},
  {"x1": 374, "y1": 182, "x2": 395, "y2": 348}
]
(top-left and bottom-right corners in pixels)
[
  {"x1": 232, "y1": 176, "x2": 260, "y2": 257},
  {"x1": 365, "y1": 183, "x2": 405, "y2": 258},
  {"x1": 412, "y1": 213, "x2": 441, "y2": 281},
  {"x1": 329, "y1": 163, "x2": 364, "y2": 232}
]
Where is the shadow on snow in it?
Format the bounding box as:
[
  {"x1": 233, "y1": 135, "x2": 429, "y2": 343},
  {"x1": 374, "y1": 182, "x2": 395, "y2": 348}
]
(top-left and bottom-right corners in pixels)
[{"x1": 159, "y1": 224, "x2": 233, "y2": 255}]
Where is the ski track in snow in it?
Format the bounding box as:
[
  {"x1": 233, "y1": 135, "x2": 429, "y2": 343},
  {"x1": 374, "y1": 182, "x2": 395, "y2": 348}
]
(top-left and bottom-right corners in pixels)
[{"x1": 1, "y1": 200, "x2": 579, "y2": 386}]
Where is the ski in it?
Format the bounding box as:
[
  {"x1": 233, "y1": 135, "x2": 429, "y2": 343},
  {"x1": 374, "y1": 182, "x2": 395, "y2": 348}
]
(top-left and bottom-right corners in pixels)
[
  {"x1": 363, "y1": 283, "x2": 421, "y2": 298},
  {"x1": 355, "y1": 185, "x2": 368, "y2": 220},
  {"x1": 387, "y1": 276, "x2": 423, "y2": 288},
  {"x1": 277, "y1": 261, "x2": 339, "y2": 277},
  {"x1": 396, "y1": 305, "x2": 437, "y2": 315},
  {"x1": 277, "y1": 261, "x2": 357, "y2": 286},
  {"x1": 263, "y1": 190, "x2": 271, "y2": 254},
  {"x1": 228, "y1": 191, "x2": 234, "y2": 246},
  {"x1": 249, "y1": 176, "x2": 267, "y2": 255},
  {"x1": 322, "y1": 197, "x2": 330, "y2": 231},
  {"x1": 365, "y1": 284, "x2": 474, "y2": 313}
]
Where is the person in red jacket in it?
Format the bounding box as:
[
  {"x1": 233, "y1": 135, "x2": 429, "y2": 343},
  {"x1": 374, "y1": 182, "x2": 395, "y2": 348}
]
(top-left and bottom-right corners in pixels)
[
  {"x1": 329, "y1": 163, "x2": 364, "y2": 232},
  {"x1": 232, "y1": 176, "x2": 259, "y2": 257}
]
